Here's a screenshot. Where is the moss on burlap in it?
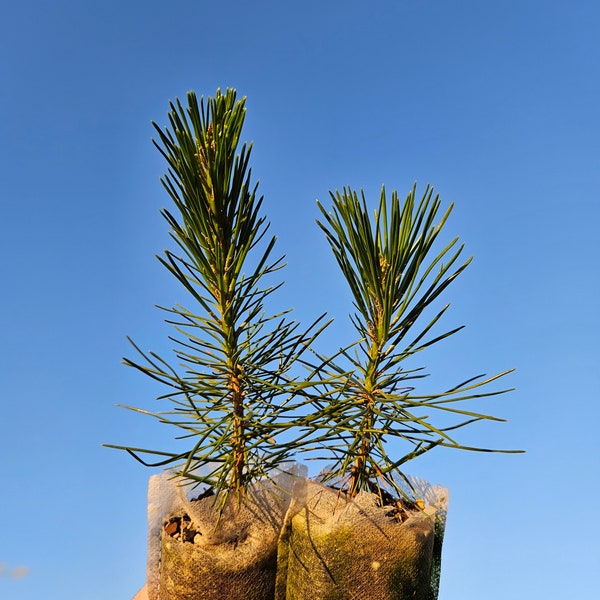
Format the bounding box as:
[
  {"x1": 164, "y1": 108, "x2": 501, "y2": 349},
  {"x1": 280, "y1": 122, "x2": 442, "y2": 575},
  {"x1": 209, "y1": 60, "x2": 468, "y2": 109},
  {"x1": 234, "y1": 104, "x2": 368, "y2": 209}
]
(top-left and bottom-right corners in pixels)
[{"x1": 275, "y1": 479, "x2": 448, "y2": 600}]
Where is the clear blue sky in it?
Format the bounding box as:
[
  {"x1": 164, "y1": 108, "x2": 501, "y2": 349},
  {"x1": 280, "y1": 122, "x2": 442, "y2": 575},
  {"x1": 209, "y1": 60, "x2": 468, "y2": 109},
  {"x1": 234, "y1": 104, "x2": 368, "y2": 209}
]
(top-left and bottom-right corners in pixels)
[{"x1": 1, "y1": 1, "x2": 598, "y2": 598}]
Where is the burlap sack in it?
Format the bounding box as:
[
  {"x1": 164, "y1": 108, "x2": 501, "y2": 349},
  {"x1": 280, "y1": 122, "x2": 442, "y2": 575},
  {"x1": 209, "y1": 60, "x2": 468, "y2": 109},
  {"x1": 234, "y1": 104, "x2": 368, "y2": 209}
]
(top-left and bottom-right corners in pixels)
[
  {"x1": 146, "y1": 465, "x2": 306, "y2": 600},
  {"x1": 275, "y1": 478, "x2": 448, "y2": 600}
]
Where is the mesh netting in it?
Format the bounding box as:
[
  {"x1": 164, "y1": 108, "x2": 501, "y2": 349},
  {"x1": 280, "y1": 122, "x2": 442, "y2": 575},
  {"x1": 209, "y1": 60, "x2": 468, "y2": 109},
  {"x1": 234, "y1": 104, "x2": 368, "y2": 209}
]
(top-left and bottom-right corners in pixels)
[
  {"x1": 146, "y1": 464, "x2": 306, "y2": 600},
  {"x1": 275, "y1": 477, "x2": 448, "y2": 600}
]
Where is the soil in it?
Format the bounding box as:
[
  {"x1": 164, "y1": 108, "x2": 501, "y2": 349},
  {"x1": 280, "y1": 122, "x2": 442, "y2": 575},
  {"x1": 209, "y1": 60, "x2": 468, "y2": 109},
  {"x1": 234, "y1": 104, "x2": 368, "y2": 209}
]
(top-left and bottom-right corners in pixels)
[
  {"x1": 378, "y1": 488, "x2": 424, "y2": 523},
  {"x1": 163, "y1": 482, "x2": 422, "y2": 543},
  {"x1": 163, "y1": 487, "x2": 215, "y2": 544},
  {"x1": 329, "y1": 484, "x2": 423, "y2": 523}
]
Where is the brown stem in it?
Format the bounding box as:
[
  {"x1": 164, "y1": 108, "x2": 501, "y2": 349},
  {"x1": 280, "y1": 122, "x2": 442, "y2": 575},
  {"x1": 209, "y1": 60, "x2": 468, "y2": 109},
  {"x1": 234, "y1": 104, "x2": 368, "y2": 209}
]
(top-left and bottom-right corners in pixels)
[
  {"x1": 230, "y1": 368, "x2": 245, "y2": 499},
  {"x1": 348, "y1": 395, "x2": 374, "y2": 499},
  {"x1": 347, "y1": 328, "x2": 382, "y2": 498}
]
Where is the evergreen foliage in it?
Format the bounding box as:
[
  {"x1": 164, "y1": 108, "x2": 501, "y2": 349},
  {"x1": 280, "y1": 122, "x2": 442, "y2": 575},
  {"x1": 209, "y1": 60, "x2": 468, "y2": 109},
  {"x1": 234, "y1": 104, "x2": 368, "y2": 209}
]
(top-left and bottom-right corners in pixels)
[
  {"x1": 106, "y1": 90, "x2": 327, "y2": 507},
  {"x1": 107, "y1": 89, "x2": 520, "y2": 507},
  {"x1": 311, "y1": 185, "x2": 519, "y2": 498}
]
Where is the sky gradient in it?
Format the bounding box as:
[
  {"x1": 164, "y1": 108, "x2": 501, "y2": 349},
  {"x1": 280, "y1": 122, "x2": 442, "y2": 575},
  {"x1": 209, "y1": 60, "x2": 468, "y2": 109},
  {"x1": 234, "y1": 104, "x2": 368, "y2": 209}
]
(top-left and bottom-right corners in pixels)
[{"x1": 1, "y1": 1, "x2": 599, "y2": 598}]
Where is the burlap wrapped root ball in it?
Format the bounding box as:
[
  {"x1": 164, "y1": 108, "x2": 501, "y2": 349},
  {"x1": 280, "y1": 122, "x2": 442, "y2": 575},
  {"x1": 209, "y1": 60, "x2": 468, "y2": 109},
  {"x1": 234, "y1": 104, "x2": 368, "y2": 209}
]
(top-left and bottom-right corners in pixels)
[
  {"x1": 147, "y1": 466, "x2": 305, "y2": 600},
  {"x1": 276, "y1": 478, "x2": 448, "y2": 600}
]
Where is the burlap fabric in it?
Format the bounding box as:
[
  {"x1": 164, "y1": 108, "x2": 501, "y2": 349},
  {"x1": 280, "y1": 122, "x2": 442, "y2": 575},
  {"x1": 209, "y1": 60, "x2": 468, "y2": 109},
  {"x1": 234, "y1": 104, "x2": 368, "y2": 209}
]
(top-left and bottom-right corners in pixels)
[
  {"x1": 146, "y1": 465, "x2": 305, "y2": 600},
  {"x1": 275, "y1": 478, "x2": 448, "y2": 600}
]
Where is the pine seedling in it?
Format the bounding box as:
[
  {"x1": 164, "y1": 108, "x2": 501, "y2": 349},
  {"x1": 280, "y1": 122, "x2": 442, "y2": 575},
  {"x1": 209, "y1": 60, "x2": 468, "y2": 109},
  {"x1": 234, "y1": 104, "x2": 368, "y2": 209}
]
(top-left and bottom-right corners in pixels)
[
  {"x1": 313, "y1": 184, "x2": 521, "y2": 499},
  {"x1": 106, "y1": 90, "x2": 327, "y2": 508}
]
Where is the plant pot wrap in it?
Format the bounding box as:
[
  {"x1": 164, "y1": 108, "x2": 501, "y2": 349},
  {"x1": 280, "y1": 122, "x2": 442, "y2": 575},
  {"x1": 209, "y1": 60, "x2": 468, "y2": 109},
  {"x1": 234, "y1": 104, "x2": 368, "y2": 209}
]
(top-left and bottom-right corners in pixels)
[
  {"x1": 146, "y1": 464, "x2": 306, "y2": 600},
  {"x1": 275, "y1": 478, "x2": 448, "y2": 600}
]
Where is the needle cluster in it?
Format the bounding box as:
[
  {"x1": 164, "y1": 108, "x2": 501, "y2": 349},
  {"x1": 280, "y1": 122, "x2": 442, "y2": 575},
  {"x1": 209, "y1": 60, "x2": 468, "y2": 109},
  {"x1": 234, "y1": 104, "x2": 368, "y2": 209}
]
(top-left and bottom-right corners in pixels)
[
  {"x1": 107, "y1": 89, "x2": 520, "y2": 508},
  {"x1": 106, "y1": 90, "x2": 326, "y2": 507},
  {"x1": 310, "y1": 186, "x2": 519, "y2": 498}
]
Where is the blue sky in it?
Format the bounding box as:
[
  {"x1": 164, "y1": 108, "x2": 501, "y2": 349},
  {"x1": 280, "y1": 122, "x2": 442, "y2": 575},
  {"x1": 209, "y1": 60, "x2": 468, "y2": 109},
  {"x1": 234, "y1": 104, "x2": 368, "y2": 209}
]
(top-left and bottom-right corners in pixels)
[{"x1": 1, "y1": 1, "x2": 598, "y2": 598}]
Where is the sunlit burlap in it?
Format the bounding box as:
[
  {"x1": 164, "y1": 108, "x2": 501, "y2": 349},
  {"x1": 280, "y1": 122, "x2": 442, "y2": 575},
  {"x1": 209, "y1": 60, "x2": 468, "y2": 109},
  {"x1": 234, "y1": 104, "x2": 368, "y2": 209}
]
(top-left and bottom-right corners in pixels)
[
  {"x1": 275, "y1": 478, "x2": 448, "y2": 600},
  {"x1": 146, "y1": 465, "x2": 305, "y2": 600}
]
